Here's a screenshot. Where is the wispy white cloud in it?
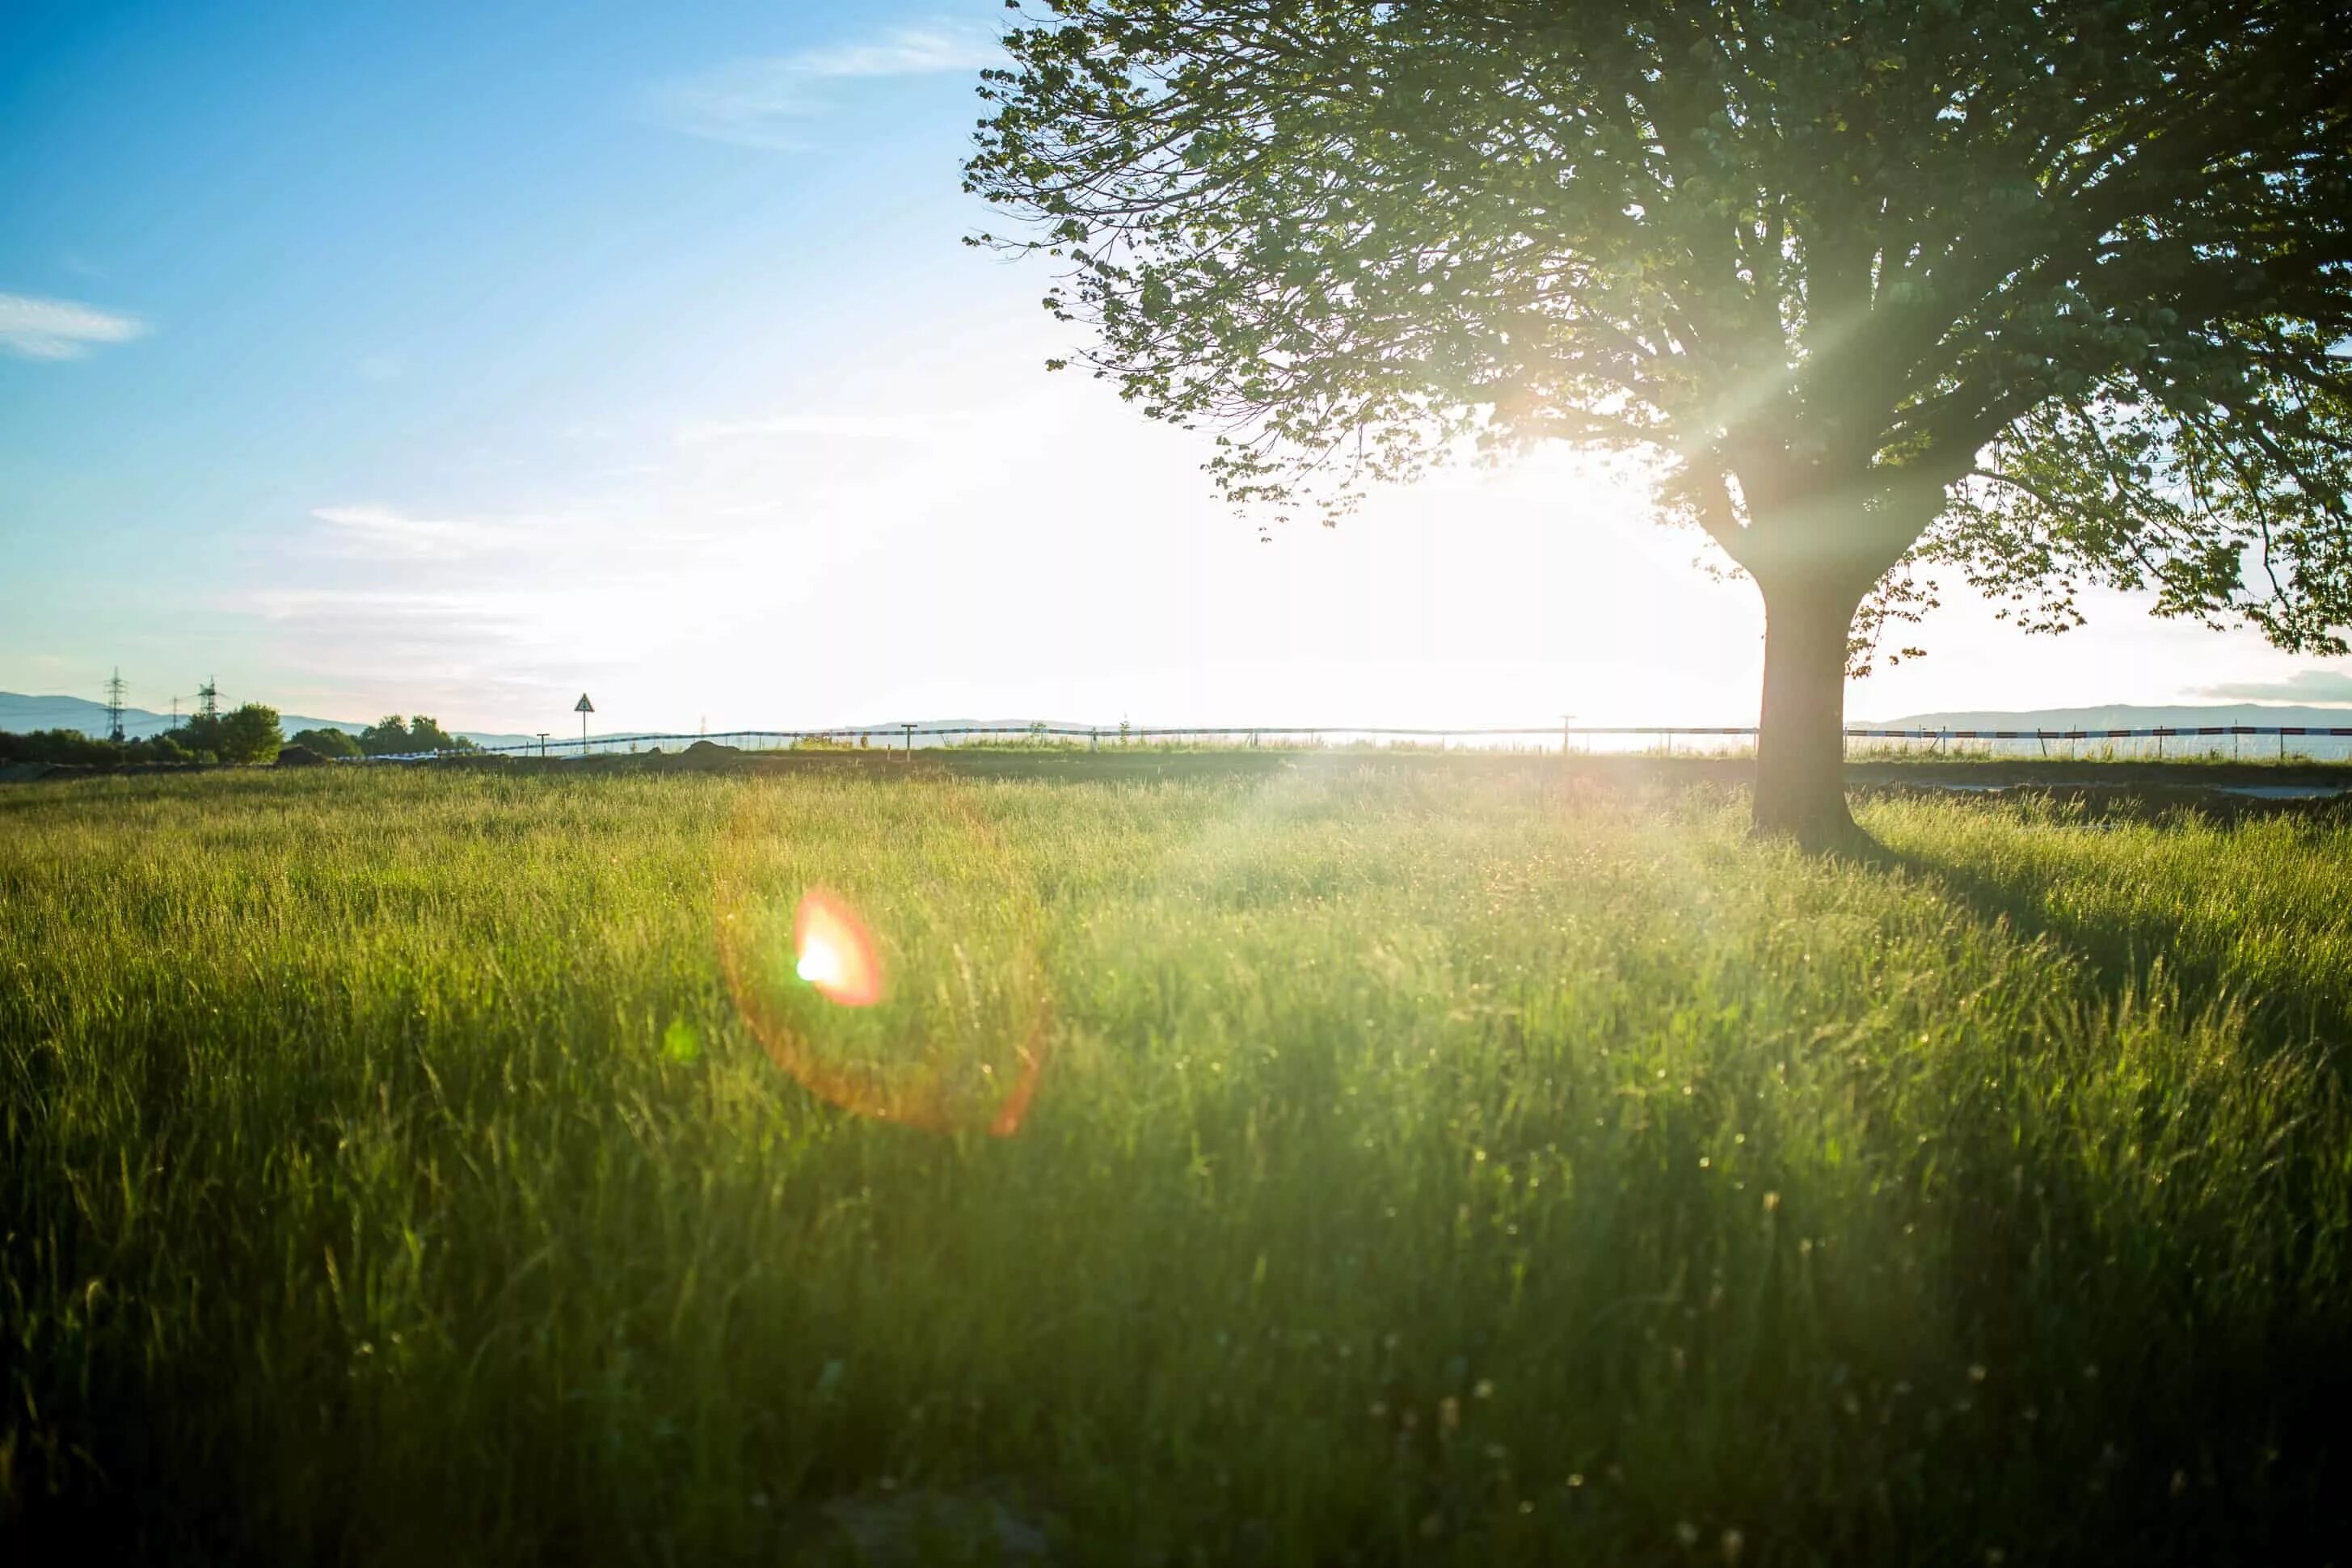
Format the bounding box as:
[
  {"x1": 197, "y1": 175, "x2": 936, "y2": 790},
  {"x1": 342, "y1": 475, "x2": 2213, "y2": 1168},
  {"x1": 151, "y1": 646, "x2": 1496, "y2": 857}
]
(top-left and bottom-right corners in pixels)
[
  {"x1": 2196, "y1": 668, "x2": 2352, "y2": 705},
  {"x1": 244, "y1": 585, "x2": 514, "y2": 623},
  {"x1": 0, "y1": 291, "x2": 147, "y2": 360},
  {"x1": 234, "y1": 585, "x2": 561, "y2": 713},
  {"x1": 228, "y1": 385, "x2": 1069, "y2": 727},
  {"x1": 645, "y1": 22, "x2": 999, "y2": 150},
  {"x1": 675, "y1": 410, "x2": 975, "y2": 444},
  {"x1": 309, "y1": 504, "x2": 543, "y2": 561}
]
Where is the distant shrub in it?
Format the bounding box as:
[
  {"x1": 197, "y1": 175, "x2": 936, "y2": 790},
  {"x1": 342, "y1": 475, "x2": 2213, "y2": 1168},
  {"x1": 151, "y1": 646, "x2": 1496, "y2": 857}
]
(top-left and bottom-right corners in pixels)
[
  {"x1": 180, "y1": 702, "x2": 292, "y2": 761},
  {"x1": 361, "y1": 715, "x2": 476, "y2": 756},
  {"x1": 0, "y1": 728, "x2": 118, "y2": 766},
  {"x1": 406, "y1": 715, "x2": 476, "y2": 753},
  {"x1": 289, "y1": 727, "x2": 362, "y2": 759},
  {"x1": 0, "y1": 729, "x2": 208, "y2": 768},
  {"x1": 215, "y1": 704, "x2": 283, "y2": 765},
  {"x1": 124, "y1": 733, "x2": 194, "y2": 765}
]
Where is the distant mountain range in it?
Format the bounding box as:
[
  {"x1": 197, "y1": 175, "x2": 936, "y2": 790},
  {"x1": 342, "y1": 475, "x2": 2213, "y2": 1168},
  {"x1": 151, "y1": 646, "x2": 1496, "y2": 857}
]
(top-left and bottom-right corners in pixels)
[{"x1": 1865, "y1": 702, "x2": 2352, "y2": 731}]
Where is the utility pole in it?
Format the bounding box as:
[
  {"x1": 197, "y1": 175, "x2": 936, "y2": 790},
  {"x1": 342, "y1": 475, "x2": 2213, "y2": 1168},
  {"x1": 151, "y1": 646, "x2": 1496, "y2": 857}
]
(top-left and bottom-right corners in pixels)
[
  {"x1": 197, "y1": 677, "x2": 219, "y2": 723},
  {"x1": 536, "y1": 731, "x2": 550, "y2": 759},
  {"x1": 103, "y1": 668, "x2": 128, "y2": 742}
]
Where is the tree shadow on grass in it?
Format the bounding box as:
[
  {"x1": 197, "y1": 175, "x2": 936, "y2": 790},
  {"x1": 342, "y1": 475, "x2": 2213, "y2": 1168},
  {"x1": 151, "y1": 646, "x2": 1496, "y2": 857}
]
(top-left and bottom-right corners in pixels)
[
  {"x1": 1848, "y1": 790, "x2": 2352, "y2": 1061},
  {"x1": 1826, "y1": 799, "x2": 2352, "y2": 1562}
]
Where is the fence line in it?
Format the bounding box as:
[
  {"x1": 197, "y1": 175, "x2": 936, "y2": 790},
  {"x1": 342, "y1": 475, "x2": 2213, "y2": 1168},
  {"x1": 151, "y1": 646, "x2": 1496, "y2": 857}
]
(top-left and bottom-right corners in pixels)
[{"x1": 354, "y1": 721, "x2": 2352, "y2": 763}]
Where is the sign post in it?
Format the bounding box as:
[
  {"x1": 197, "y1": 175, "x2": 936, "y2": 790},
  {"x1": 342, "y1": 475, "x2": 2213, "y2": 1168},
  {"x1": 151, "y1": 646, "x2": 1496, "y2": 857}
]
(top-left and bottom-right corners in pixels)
[{"x1": 575, "y1": 693, "x2": 595, "y2": 757}]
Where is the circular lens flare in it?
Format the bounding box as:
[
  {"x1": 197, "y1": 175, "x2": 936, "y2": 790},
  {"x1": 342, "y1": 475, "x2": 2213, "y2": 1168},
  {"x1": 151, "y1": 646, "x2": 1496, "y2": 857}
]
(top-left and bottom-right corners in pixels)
[
  {"x1": 716, "y1": 774, "x2": 1052, "y2": 1137},
  {"x1": 792, "y1": 889, "x2": 885, "y2": 1006}
]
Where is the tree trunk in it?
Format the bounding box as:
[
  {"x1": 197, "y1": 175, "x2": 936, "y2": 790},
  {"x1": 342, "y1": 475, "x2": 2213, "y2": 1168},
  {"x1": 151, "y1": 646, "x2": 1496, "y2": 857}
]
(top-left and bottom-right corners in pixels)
[{"x1": 1751, "y1": 568, "x2": 1867, "y2": 849}]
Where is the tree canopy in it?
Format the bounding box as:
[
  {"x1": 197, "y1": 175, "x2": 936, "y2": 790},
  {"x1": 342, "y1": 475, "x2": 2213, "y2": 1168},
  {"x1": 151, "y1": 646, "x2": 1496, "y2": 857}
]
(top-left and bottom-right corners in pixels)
[
  {"x1": 360, "y1": 715, "x2": 476, "y2": 757},
  {"x1": 966, "y1": 0, "x2": 2352, "y2": 839},
  {"x1": 289, "y1": 727, "x2": 364, "y2": 760},
  {"x1": 176, "y1": 702, "x2": 282, "y2": 765},
  {"x1": 216, "y1": 704, "x2": 283, "y2": 766}
]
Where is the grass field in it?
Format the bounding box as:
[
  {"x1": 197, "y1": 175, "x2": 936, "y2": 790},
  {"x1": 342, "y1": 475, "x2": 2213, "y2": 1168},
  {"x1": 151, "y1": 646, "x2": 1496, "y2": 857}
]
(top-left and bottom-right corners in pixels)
[{"x1": 4, "y1": 757, "x2": 2350, "y2": 1565}]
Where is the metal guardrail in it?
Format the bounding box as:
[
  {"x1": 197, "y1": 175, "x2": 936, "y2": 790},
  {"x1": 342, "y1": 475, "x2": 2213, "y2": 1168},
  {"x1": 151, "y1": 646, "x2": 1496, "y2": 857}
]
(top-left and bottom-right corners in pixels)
[{"x1": 352, "y1": 721, "x2": 2352, "y2": 763}]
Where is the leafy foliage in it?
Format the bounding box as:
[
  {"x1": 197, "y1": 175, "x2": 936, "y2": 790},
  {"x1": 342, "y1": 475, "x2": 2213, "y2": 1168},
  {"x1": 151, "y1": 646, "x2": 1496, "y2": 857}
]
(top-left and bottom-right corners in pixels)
[
  {"x1": 215, "y1": 704, "x2": 283, "y2": 766},
  {"x1": 289, "y1": 727, "x2": 364, "y2": 760},
  {"x1": 0, "y1": 729, "x2": 201, "y2": 768},
  {"x1": 360, "y1": 715, "x2": 414, "y2": 756},
  {"x1": 1, "y1": 730, "x2": 131, "y2": 767},
  {"x1": 967, "y1": 0, "x2": 2352, "y2": 655},
  {"x1": 360, "y1": 714, "x2": 477, "y2": 757},
  {"x1": 175, "y1": 703, "x2": 283, "y2": 765}
]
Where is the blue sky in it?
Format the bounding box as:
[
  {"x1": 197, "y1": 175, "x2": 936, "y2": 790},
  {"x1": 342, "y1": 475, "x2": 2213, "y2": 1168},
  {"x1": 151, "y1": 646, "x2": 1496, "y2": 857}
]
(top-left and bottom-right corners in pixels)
[{"x1": 4, "y1": 0, "x2": 2346, "y2": 733}]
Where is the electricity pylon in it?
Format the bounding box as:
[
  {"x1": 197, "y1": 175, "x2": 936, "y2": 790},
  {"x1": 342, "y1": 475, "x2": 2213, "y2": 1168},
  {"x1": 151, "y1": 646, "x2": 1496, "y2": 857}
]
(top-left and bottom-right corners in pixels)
[{"x1": 103, "y1": 668, "x2": 128, "y2": 743}]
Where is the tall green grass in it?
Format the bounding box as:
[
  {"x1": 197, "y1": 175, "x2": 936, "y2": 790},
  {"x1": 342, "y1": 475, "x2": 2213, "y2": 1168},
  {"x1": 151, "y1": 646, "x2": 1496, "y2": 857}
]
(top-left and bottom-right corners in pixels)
[{"x1": 2, "y1": 762, "x2": 2347, "y2": 1564}]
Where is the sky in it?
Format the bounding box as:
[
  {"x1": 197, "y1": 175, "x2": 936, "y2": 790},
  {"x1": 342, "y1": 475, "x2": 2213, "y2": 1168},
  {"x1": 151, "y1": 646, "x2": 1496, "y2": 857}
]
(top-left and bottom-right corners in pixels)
[{"x1": 4, "y1": 0, "x2": 2347, "y2": 737}]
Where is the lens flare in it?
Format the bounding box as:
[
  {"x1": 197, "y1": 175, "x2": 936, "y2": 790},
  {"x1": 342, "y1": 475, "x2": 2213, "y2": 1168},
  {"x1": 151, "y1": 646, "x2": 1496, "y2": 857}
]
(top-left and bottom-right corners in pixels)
[
  {"x1": 792, "y1": 889, "x2": 884, "y2": 1006},
  {"x1": 715, "y1": 774, "x2": 1052, "y2": 1137}
]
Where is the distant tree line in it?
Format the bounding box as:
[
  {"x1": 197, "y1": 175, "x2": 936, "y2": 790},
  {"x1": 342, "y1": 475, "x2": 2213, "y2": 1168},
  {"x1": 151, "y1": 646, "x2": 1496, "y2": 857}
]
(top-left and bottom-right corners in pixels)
[
  {"x1": 0, "y1": 702, "x2": 285, "y2": 767},
  {"x1": 0, "y1": 729, "x2": 200, "y2": 767},
  {"x1": 0, "y1": 707, "x2": 480, "y2": 769},
  {"x1": 355, "y1": 715, "x2": 478, "y2": 756}
]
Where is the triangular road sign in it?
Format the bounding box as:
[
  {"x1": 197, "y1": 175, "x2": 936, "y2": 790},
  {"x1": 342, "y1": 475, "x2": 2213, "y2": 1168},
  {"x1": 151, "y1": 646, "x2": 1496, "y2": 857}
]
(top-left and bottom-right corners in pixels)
[{"x1": 575, "y1": 693, "x2": 596, "y2": 713}]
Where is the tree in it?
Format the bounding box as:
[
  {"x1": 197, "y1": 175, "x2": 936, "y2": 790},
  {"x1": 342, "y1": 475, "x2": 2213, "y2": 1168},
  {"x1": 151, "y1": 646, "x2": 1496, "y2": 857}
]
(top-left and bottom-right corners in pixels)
[
  {"x1": 178, "y1": 710, "x2": 224, "y2": 758},
  {"x1": 405, "y1": 716, "x2": 478, "y2": 754},
  {"x1": 359, "y1": 714, "x2": 477, "y2": 757},
  {"x1": 289, "y1": 727, "x2": 363, "y2": 760},
  {"x1": 966, "y1": 1, "x2": 2352, "y2": 844},
  {"x1": 360, "y1": 716, "x2": 412, "y2": 757},
  {"x1": 216, "y1": 704, "x2": 282, "y2": 765},
  {"x1": 124, "y1": 732, "x2": 192, "y2": 765},
  {"x1": 0, "y1": 729, "x2": 117, "y2": 767}
]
